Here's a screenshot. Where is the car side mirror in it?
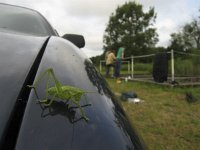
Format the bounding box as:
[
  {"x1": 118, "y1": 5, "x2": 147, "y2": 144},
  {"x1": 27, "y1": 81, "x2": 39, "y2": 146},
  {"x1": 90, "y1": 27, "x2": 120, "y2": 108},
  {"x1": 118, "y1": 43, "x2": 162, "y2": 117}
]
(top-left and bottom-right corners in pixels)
[{"x1": 62, "y1": 34, "x2": 85, "y2": 48}]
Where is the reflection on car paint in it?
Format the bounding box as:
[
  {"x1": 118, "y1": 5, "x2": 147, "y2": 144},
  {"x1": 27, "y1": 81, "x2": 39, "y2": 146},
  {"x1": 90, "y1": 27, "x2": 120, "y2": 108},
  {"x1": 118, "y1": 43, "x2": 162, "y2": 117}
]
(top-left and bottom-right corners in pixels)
[
  {"x1": 84, "y1": 59, "x2": 147, "y2": 150},
  {"x1": 84, "y1": 59, "x2": 113, "y2": 98}
]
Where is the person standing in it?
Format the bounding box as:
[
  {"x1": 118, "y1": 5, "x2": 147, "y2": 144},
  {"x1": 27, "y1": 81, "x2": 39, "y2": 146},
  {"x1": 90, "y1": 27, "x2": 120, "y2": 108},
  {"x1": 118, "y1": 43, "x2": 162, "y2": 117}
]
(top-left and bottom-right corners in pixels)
[
  {"x1": 105, "y1": 49, "x2": 110, "y2": 63},
  {"x1": 105, "y1": 49, "x2": 116, "y2": 77},
  {"x1": 114, "y1": 47, "x2": 125, "y2": 83}
]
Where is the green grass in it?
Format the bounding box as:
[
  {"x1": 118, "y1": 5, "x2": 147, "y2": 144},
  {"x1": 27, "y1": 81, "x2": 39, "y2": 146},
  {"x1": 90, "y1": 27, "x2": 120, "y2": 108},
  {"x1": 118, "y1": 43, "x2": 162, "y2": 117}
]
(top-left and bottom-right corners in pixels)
[{"x1": 106, "y1": 78, "x2": 200, "y2": 150}]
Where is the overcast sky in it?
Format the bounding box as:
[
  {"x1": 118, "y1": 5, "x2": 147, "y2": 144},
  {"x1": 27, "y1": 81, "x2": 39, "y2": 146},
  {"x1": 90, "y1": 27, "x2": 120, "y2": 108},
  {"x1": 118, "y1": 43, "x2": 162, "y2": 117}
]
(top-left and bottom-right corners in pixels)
[{"x1": 1, "y1": 0, "x2": 199, "y2": 57}]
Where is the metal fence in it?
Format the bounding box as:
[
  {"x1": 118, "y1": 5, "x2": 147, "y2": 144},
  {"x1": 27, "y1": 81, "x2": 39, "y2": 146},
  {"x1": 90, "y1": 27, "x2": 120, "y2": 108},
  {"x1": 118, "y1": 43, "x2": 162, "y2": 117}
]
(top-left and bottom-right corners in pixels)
[{"x1": 99, "y1": 50, "x2": 180, "y2": 82}]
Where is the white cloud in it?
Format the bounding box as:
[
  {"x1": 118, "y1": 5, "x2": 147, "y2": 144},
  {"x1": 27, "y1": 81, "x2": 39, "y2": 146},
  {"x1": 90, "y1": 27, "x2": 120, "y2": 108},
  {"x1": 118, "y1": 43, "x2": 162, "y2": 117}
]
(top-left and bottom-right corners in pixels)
[
  {"x1": 60, "y1": 0, "x2": 126, "y2": 17},
  {"x1": 82, "y1": 48, "x2": 103, "y2": 58},
  {"x1": 137, "y1": 0, "x2": 199, "y2": 47},
  {"x1": 0, "y1": 0, "x2": 199, "y2": 56},
  {"x1": 155, "y1": 19, "x2": 177, "y2": 47}
]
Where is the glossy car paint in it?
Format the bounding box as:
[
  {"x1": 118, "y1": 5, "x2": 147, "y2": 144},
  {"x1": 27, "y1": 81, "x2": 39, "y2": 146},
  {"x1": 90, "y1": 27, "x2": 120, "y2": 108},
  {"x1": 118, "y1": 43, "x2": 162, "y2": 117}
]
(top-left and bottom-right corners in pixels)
[
  {"x1": 0, "y1": 32, "x2": 48, "y2": 145},
  {"x1": 15, "y1": 37, "x2": 147, "y2": 150}
]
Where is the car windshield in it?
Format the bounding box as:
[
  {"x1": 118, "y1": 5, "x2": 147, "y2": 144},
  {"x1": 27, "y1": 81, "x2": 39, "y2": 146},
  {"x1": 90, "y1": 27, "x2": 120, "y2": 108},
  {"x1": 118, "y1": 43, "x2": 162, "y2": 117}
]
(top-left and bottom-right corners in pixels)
[{"x1": 0, "y1": 4, "x2": 56, "y2": 36}]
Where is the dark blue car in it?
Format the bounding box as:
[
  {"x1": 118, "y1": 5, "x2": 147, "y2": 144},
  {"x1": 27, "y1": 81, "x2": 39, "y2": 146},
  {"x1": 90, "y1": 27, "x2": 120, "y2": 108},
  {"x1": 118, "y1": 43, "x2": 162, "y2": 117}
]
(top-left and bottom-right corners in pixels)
[{"x1": 0, "y1": 3, "x2": 147, "y2": 150}]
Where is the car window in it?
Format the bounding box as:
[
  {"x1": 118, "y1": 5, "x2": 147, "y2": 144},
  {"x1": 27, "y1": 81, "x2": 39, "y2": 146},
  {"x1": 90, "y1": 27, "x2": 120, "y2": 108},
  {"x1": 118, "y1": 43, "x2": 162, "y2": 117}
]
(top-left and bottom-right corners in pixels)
[{"x1": 0, "y1": 4, "x2": 57, "y2": 36}]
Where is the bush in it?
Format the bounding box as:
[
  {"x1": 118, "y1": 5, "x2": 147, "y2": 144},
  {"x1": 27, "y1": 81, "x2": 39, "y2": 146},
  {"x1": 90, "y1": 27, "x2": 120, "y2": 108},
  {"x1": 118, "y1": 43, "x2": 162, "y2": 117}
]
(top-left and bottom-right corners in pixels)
[{"x1": 174, "y1": 58, "x2": 200, "y2": 76}]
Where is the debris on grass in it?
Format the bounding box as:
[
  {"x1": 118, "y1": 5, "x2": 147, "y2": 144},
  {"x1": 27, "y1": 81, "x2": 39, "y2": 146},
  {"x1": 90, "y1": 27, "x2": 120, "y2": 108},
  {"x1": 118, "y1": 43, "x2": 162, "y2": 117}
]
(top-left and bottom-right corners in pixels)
[
  {"x1": 127, "y1": 98, "x2": 144, "y2": 103},
  {"x1": 185, "y1": 92, "x2": 198, "y2": 103},
  {"x1": 120, "y1": 91, "x2": 144, "y2": 104},
  {"x1": 121, "y1": 91, "x2": 137, "y2": 100}
]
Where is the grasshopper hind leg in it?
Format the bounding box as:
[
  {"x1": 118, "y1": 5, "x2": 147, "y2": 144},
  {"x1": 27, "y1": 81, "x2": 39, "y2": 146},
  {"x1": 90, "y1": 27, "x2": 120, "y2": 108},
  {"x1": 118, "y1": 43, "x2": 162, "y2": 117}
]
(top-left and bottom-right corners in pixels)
[
  {"x1": 72, "y1": 98, "x2": 89, "y2": 121},
  {"x1": 83, "y1": 94, "x2": 92, "y2": 107}
]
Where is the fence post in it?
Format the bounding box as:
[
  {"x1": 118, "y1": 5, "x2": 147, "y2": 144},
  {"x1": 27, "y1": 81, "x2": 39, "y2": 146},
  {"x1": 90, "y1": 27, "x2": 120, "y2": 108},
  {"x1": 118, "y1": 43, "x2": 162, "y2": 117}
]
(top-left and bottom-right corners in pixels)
[
  {"x1": 128, "y1": 61, "x2": 130, "y2": 74},
  {"x1": 131, "y1": 55, "x2": 134, "y2": 78},
  {"x1": 171, "y1": 49, "x2": 175, "y2": 82}
]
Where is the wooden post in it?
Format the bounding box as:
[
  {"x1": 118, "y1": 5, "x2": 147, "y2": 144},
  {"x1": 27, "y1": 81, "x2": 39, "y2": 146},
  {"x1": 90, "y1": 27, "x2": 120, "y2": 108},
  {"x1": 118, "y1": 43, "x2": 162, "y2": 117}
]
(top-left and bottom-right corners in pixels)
[
  {"x1": 131, "y1": 55, "x2": 134, "y2": 78},
  {"x1": 128, "y1": 61, "x2": 130, "y2": 74},
  {"x1": 171, "y1": 49, "x2": 175, "y2": 82}
]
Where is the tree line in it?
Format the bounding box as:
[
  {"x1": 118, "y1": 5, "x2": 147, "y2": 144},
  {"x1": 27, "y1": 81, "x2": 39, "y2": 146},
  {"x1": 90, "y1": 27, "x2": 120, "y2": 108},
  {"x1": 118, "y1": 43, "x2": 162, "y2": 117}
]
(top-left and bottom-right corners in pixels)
[{"x1": 90, "y1": 1, "x2": 200, "y2": 65}]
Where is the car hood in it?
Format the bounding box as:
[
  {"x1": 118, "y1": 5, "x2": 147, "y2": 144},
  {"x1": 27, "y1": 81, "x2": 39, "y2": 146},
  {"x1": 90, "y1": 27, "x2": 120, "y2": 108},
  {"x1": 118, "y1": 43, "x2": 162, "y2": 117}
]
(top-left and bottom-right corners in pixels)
[
  {"x1": 0, "y1": 32, "x2": 49, "y2": 145},
  {"x1": 0, "y1": 33, "x2": 147, "y2": 150},
  {"x1": 14, "y1": 36, "x2": 147, "y2": 150}
]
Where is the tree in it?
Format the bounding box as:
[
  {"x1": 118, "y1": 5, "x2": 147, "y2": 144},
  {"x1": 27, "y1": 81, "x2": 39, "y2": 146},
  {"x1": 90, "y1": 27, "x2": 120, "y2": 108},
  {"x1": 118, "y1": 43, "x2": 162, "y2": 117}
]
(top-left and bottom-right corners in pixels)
[
  {"x1": 103, "y1": 1, "x2": 158, "y2": 57},
  {"x1": 170, "y1": 32, "x2": 185, "y2": 51},
  {"x1": 170, "y1": 9, "x2": 200, "y2": 51}
]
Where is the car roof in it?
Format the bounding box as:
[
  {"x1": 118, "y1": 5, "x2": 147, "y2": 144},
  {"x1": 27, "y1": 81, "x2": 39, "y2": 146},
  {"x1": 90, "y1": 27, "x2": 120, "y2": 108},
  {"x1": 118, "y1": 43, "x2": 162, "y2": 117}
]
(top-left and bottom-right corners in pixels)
[{"x1": 0, "y1": 3, "x2": 58, "y2": 36}]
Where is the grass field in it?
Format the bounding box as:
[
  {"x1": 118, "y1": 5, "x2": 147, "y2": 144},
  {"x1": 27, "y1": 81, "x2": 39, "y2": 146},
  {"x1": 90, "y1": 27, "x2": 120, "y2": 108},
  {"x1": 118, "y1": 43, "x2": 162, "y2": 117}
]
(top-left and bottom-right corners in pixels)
[{"x1": 106, "y1": 78, "x2": 200, "y2": 150}]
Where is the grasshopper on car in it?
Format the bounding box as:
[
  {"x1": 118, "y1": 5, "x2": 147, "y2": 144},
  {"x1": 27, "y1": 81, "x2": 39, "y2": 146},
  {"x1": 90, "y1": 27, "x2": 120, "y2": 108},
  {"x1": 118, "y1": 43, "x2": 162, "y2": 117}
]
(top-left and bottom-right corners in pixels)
[{"x1": 28, "y1": 68, "x2": 93, "y2": 121}]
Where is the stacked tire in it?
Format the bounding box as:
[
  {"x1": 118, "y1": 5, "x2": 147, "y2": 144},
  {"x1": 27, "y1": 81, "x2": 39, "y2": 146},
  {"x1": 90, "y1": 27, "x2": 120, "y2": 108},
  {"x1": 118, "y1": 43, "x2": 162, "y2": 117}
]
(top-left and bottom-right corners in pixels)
[{"x1": 153, "y1": 52, "x2": 168, "y2": 83}]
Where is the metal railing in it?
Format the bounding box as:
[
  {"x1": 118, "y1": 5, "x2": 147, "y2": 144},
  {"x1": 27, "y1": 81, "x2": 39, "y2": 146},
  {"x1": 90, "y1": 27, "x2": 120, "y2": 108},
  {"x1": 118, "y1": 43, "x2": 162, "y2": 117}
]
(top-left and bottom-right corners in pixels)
[{"x1": 100, "y1": 50, "x2": 175, "y2": 81}]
